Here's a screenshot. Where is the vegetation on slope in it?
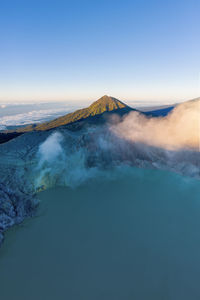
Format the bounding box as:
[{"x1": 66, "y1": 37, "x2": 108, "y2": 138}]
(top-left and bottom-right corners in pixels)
[{"x1": 13, "y1": 95, "x2": 132, "y2": 132}]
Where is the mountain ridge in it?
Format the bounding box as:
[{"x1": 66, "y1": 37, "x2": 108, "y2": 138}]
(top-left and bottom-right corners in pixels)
[
  {"x1": 6, "y1": 95, "x2": 133, "y2": 133},
  {"x1": 1, "y1": 95, "x2": 199, "y2": 144}
]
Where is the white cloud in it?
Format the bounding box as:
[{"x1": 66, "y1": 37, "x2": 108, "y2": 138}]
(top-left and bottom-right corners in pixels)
[{"x1": 0, "y1": 107, "x2": 73, "y2": 130}]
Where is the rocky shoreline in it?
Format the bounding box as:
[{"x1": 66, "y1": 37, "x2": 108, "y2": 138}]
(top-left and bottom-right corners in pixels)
[{"x1": 0, "y1": 183, "x2": 38, "y2": 245}]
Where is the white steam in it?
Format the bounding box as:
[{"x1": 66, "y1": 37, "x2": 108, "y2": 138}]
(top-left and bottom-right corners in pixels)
[
  {"x1": 38, "y1": 132, "x2": 64, "y2": 164},
  {"x1": 111, "y1": 99, "x2": 200, "y2": 151},
  {"x1": 36, "y1": 132, "x2": 66, "y2": 189},
  {"x1": 36, "y1": 131, "x2": 97, "y2": 189},
  {"x1": 35, "y1": 99, "x2": 200, "y2": 191}
]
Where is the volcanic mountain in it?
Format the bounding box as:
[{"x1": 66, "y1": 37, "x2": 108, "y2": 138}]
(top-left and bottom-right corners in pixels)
[{"x1": 9, "y1": 95, "x2": 133, "y2": 133}]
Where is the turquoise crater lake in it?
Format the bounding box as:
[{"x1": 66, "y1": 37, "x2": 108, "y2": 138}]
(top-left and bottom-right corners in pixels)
[{"x1": 0, "y1": 167, "x2": 200, "y2": 300}]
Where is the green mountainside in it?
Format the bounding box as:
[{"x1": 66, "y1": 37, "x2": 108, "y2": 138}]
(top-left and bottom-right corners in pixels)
[{"x1": 14, "y1": 95, "x2": 132, "y2": 132}]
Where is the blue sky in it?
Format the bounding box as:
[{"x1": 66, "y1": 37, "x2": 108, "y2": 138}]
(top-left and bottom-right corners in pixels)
[{"x1": 0, "y1": 0, "x2": 199, "y2": 103}]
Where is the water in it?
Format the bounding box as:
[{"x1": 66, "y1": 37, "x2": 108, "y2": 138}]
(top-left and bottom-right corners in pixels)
[{"x1": 0, "y1": 168, "x2": 200, "y2": 300}]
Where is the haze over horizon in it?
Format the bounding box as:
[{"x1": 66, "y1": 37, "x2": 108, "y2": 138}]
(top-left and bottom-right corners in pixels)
[{"x1": 0, "y1": 0, "x2": 199, "y2": 103}]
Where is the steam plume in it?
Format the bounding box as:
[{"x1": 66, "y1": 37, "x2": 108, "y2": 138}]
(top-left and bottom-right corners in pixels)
[
  {"x1": 35, "y1": 99, "x2": 200, "y2": 190},
  {"x1": 111, "y1": 99, "x2": 200, "y2": 151}
]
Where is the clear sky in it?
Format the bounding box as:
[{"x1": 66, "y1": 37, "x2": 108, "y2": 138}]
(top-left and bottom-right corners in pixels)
[{"x1": 0, "y1": 0, "x2": 199, "y2": 104}]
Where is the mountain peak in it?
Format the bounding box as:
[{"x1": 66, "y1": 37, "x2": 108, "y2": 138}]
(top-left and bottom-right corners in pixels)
[
  {"x1": 89, "y1": 95, "x2": 128, "y2": 114},
  {"x1": 6, "y1": 95, "x2": 132, "y2": 133},
  {"x1": 98, "y1": 95, "x2": 115, "y2": 101}
]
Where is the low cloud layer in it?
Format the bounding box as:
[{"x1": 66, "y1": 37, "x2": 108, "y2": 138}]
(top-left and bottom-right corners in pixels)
[
  {"x1": 0, "y1": 102, "x2": 82, "y2": 130},
  {"x1": 0, "y1": 108, "x2": 72, "y2": 130}
]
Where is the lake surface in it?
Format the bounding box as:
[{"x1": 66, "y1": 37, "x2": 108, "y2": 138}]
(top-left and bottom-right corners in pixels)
[{"x1": 0, "y1": 168, "x2": 200, "y2": 300}]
